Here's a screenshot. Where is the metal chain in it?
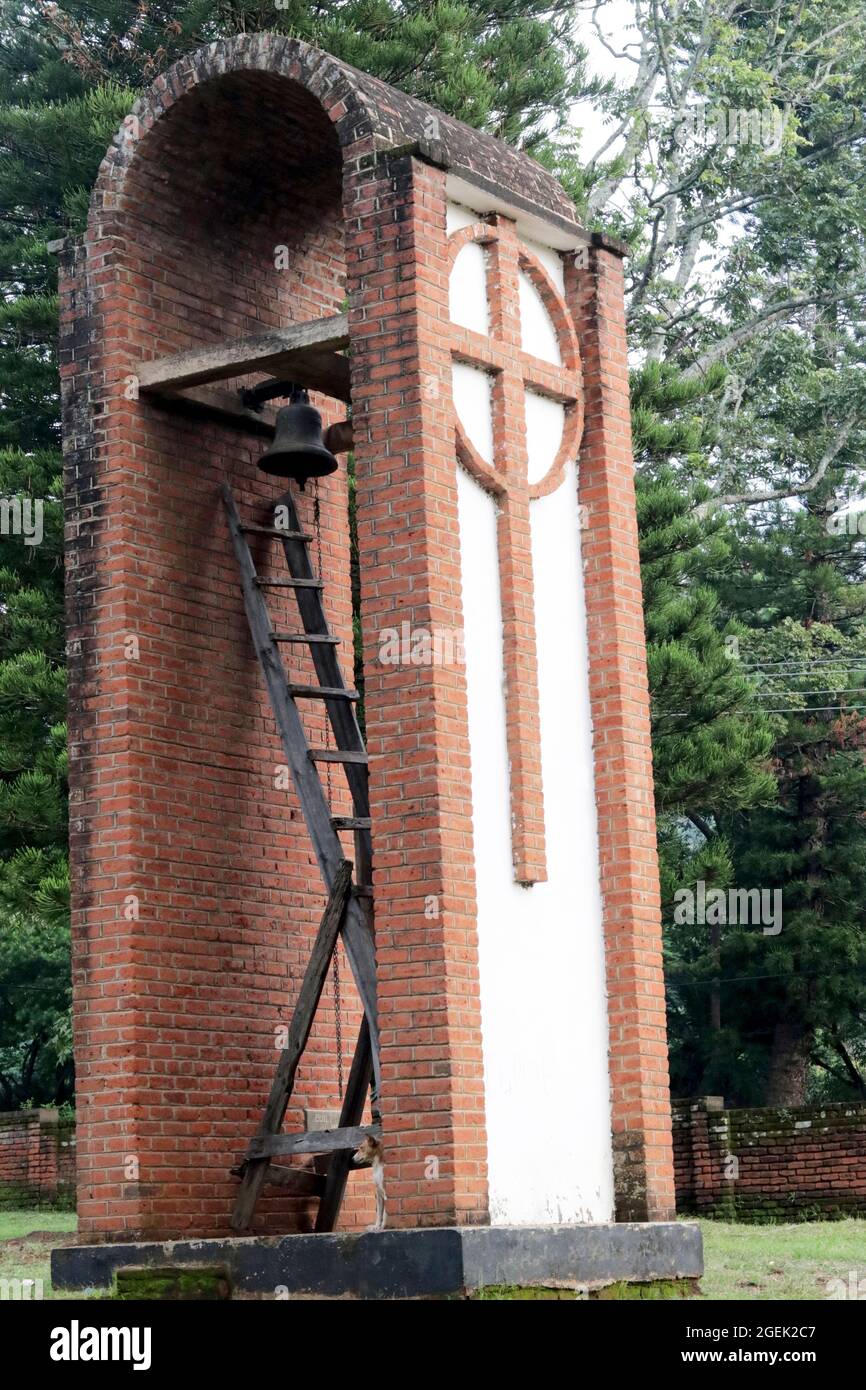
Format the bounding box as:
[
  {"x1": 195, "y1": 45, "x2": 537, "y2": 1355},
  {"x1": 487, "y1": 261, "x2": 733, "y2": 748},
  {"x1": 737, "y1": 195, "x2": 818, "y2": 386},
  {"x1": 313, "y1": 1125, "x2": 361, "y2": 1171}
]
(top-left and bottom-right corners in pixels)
[
  {"x1": 333, "y1": 945, "x2": 344, "y2": 1103},
  {"x1": 314, "y1": 479, "x2": 344, "y2": 1101}
]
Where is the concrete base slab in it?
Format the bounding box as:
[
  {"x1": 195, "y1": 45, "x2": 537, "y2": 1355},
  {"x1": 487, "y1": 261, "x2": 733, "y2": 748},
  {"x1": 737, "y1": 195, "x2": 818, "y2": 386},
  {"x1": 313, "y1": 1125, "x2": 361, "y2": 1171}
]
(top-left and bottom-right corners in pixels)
[{"x1": 52, "y1": 1222, "x2": 702, "y2": 1299}]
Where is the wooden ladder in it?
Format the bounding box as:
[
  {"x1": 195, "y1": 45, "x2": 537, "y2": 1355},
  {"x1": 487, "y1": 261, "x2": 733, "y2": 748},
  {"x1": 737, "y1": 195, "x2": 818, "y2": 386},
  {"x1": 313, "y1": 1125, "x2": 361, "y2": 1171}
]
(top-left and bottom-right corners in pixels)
[{"x1": 222, "y1": 481, "x2": 378, "y2": 1234}]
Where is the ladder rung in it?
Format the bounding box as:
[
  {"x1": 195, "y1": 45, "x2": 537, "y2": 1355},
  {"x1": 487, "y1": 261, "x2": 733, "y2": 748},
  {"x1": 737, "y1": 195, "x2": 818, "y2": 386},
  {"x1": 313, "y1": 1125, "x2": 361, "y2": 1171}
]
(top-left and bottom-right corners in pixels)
[
  {"x1": 242, "y1": 525, "x2": 312, "y2": 540},
  {"x1": 309, "y1": 748, "x2": 369, "y2": 764},
  {"x1": 287, "y1": 684, "x2": 359, "y2": 701},
  {"x1": 271, "y1": 632, "x2": 340, "y2": 644},
  {"x1": 331, "y1": 816, "x2": 372, "y2": 831},
  {"x1": 248, "y1": 1124, "x2": 379, "y2": 1160},
  {"x1": 351, "y1": 885, "x2": 374, "y2": 899},
  {"x1": 256, "y1": 577, "x2": 323, "y2": 589}
]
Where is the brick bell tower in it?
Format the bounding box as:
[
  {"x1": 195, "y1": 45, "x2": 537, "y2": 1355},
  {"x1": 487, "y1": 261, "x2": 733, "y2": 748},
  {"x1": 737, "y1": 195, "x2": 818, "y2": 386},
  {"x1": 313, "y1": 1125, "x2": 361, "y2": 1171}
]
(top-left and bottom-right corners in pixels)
[{"x1": 56, "y1": 34, "x2": 699, "y2": 1296}]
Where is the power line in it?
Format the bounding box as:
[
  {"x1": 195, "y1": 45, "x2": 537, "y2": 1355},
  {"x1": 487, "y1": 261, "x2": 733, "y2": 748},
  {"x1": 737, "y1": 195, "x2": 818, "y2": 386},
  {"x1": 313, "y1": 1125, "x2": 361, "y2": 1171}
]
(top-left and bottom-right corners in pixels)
[
  {"x1": 740, "y1": 657, "x2": 866, "y2": 669},
  {"x1": 667, "y1": 965, "x2": 866, "y2": 988},
  {"x1": 753, "y1": 687, "x2": 866, "y2": 698},
  {"x1": 660, "y1": 704, "x2": 866, "y2": 716}
]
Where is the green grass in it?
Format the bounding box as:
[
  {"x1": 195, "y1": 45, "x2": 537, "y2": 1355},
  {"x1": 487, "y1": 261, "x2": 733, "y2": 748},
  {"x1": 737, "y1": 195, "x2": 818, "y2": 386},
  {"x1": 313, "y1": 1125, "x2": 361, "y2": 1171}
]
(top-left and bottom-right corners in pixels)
[
  {"x1": 1, "y1": 1210, "x2": 863, "y2": 1300},
  {"x1": 0, "y1": 1209, "x2": 78, "y2": 1300},
  {"x1": 696, "y1": 1217, "x2": 866, "y2": 1300}
]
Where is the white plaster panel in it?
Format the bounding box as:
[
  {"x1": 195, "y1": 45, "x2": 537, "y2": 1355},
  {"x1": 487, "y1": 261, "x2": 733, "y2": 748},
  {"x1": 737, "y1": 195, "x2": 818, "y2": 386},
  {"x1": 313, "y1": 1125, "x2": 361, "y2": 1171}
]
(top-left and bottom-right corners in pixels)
[
  {"x1": 456, "y1": 459, "x2": 615, "y2": 1225},
  {"x1": 446, "y1": 201, "x2": 479, "y2": 234},
  {"x1": 450, "y1": 241, "x2": 490, "y2": 335},
  {"x1": 521, "y1": 235, "x2": 566, "y2": 292},
  {"x1": 518, "y1": 270, "x2": 561, "y2": 364},
  {"x1": 524, "y1": 389, "x2": 565, "y2": 486},
  {"x1": 451, "y1": 362, "x2": 494, "y2": 465}
]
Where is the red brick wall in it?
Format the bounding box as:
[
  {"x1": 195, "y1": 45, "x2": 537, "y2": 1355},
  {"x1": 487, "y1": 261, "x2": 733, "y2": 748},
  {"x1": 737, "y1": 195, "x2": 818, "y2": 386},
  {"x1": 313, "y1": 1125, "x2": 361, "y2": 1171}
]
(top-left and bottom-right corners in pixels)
[
  {"x1": 61, "y1": 59, "x2": 371, "y2": 1240},
  {"x1": 569, "y1": 243, "x2": 675, "y2": 1222},
  {"x1": 346, "y1": 150, "x2": 488, "y2": 1227},
  {"x1": 0, "y1": 1111, "x2": 76, "y2": 1210},
  {"x1": 673, "y1": 1097, "x2": 866, "y2": 1220}
]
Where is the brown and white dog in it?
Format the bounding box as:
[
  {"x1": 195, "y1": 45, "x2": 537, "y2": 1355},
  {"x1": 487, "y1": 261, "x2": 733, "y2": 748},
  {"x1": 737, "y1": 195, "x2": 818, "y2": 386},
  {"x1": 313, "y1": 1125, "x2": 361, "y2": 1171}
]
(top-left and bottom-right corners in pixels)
[{"x1": 353, "y1": 1134, "x2": 386, "y2": 1231}]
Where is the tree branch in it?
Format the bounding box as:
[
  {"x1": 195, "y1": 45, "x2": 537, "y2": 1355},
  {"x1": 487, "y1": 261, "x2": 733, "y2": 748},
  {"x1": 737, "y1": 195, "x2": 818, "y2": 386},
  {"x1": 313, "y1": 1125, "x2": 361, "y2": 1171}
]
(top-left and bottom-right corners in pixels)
[
  {"x1": 695, "y1": 415, "x2": 856, "y2": 516},
  {"x1": 688, "y1": 812, "x2": 715, "y2": 840},
  {"x1": 682, "y1": 296, "x2": 834, "y2": 378}
]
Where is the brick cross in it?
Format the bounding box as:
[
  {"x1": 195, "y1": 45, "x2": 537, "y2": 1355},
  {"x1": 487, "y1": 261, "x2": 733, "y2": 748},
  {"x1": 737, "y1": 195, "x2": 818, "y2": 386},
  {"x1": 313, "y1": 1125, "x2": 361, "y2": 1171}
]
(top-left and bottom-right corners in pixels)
[{"x1": 448, "y1": 216, "x2": 583, "y2": 885}]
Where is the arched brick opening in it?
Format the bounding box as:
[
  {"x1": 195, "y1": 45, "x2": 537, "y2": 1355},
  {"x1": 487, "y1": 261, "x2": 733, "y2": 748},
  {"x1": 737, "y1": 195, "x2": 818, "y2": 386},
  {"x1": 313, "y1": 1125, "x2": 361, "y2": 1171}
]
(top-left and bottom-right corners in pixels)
[
  {"x1": 115, "y1": 68, "x2": 346, "y2": 329},
  {"x1": 64, "y1": 53, "x2": 370, "y2": 1241}
]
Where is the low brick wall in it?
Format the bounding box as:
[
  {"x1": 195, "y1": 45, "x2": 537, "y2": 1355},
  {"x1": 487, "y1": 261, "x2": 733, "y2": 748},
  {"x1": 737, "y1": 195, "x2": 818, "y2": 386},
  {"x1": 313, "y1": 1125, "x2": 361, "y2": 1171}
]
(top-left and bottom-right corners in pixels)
[
  {"x1": 673, "y1": 1096, "x2": 866, "y2": 1222},
  {"x1": 0, "y1": 1110, "x2": 76, "y2": 1210}
]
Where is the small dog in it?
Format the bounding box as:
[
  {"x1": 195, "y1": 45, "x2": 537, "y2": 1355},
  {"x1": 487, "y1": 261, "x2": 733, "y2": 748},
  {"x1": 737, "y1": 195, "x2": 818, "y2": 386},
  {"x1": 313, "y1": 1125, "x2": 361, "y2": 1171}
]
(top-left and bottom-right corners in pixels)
[{"x1": 353, "y1": 1134, "x2": 386, "y2": 1231}]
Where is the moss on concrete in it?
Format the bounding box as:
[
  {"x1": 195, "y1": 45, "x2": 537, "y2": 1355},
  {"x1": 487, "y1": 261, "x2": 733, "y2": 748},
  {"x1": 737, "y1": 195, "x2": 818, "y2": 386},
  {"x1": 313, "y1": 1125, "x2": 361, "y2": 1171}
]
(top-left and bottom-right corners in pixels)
[
  {"x1": 592, "y1": 1277, "x2": 700, "y2": 1300},
  {"x1": 473, "y1": 1285, "x2": 578, "y2": 1300},
  {"x1": 472, "y1": 1278, "x2": 700, "y2": 1300},
  {"x1": 112, "y1": 1267, "x2": 231, "y2": 1300}
]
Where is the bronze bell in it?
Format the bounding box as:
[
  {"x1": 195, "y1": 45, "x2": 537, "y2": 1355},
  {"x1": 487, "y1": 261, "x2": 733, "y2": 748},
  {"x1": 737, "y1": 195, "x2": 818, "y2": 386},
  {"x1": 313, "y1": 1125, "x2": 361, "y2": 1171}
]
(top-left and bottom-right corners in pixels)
[{"x1": 258, "y1": 387, "x2": 338, "y2": 487}]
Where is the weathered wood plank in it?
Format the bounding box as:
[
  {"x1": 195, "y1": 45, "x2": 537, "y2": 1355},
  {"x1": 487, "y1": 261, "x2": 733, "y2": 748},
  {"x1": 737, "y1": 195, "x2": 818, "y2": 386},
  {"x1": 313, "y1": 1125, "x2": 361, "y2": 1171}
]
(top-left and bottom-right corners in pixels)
[
  {"x1": 309, "y1": 748, "x2": 369, "y2": 764},
  {"x1": 257, "y1": 577, "x2": 324, "y2": 589},
  {"x1": 136, "y1": 312, "x2": 347, "y2": 383},
  {"x1": 243, "y1": 525, "x2": 312, "y2": 540},
  {"x1": 287, "y1": 684, "x2": 359, "y2": 702},
  {"x1": 137, "y1": 313, "x2": 350, "y2": 398},
  {"x1": 249, "y1": 1124, "x2": 379, "y2": 1160},
  {"x1": 230, "y1": 860, "x2": 353, "y2": 1231}
]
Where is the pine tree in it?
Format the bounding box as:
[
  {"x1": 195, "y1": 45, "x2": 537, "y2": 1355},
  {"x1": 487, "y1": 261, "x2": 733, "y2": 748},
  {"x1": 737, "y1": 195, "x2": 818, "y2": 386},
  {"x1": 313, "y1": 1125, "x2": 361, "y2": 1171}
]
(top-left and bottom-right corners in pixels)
[
  {"x1": 709, "y1": 489, "x2": 866, "y2": 1104},
  {"x1": 632, "y1": 362, "x2": 778, "y2": 1098},
  {"x1": 0, "y1": 440, "x2": 69, "y2": 1106}
]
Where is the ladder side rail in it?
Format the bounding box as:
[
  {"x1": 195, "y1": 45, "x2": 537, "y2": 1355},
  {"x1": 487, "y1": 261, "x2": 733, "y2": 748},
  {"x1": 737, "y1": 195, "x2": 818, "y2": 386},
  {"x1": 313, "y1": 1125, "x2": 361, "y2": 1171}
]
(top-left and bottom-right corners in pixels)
[
  {"x1": 274, "y1": 489, "x2": 369, "y2": 820},
  {"x1": 222, "y1": 483, "x2": 379, "y2": 1085}
]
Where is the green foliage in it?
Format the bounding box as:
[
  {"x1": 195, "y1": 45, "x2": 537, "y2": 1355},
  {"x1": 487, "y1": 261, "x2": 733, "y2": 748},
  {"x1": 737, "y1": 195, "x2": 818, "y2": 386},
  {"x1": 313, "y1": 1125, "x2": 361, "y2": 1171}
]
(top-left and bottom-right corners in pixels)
[
  {"x1": 0, "y1": 911, "x2": 72, "y2": 1108},
  {"x1": 0, "y1": 452, "x2": 67, "y2": 1109},
  {"x1": 634, "y1": 363, "x2": 776, "y2": 819},
  {"x1": 714, "y1": 515, "x2": 866, "y2": 1104}
]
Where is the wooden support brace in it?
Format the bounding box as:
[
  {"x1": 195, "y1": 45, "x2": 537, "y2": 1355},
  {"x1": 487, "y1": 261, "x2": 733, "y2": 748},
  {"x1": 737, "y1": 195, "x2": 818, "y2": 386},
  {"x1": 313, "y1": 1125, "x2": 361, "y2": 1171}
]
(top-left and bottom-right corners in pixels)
[
  {"x1": 137, "y1": 313, "x2": 350, "y2": 402},
  {"x1": 230, "y1": 859, "x2": 353, "y2": 1232},
  {"x1": 249, "y1": 1124, "x2": 380, "y2": 1160}
]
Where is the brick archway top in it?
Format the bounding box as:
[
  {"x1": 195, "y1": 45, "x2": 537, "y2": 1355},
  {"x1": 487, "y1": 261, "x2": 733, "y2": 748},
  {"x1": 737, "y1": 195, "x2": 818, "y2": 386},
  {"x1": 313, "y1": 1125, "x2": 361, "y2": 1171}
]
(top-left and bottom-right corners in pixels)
[{"x1": 90, "y1": 32, "x2": 585, "y2": 236}]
